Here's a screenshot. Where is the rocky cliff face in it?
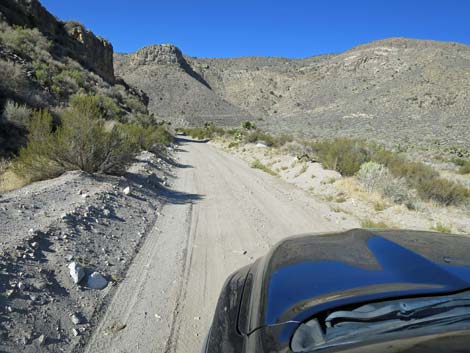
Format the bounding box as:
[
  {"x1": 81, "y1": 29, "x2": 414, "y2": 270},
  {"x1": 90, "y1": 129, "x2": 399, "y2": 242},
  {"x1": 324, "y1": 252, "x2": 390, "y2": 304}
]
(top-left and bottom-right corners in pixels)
[
  {"x1": 115, "y1": 45, "x2": 251, "y2": 125},
  {"x1": 0, "y1": 0, "x2": 115, "y2": 82},
  {"x1": 130, "y1": 44, "x2": 186, "y2": 66},
  {"x1": 63, "y1": 22, "x2": 114, "y2": 82}
]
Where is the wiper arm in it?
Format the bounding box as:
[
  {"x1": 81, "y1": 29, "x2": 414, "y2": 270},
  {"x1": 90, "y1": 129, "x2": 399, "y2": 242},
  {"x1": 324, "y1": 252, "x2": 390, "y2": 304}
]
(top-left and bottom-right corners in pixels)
[
  {"x1": 292, "y1": 292, "x2": 470, "y2": 353},
  {"x1": 326, "y1": 297, "x2": 470, "y2": 326}
]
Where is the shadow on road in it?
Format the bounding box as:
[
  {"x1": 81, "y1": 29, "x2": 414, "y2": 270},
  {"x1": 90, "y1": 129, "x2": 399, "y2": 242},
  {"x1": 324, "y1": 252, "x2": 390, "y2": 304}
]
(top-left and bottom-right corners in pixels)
[
  {"x1": 175, "y1": 137, "x2": 210, "y2": 144},
  {"x1": 158, "y1": 185, "x2": 203, "y2": 205}
]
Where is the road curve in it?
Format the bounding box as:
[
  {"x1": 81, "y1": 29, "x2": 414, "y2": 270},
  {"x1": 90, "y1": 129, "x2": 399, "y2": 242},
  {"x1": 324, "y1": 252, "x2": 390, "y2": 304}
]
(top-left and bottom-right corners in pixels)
[{"x1": 84, "y1": 139, "x2": 354, "y2": 353}]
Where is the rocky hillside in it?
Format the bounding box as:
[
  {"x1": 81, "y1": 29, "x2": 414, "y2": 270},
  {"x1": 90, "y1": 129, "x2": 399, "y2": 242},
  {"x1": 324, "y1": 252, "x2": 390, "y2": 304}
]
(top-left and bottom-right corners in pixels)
[
  {"x1": 116, "y1": 38, "x2": 470, "y2": 154},
  {"x1": 114, "y1": 45, "x2": 252, "y2": 127},
  {"x1": 0, "y1": 0, "x2": 150, "y2": 157},
  {"x1": 0, "y1": 0, "x2": 114, "y2": 82}
]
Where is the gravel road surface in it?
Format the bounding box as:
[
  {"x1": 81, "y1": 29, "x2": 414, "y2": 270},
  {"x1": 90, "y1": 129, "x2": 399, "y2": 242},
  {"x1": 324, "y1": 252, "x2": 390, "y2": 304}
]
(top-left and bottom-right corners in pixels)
[{"x1": 85, "y1": 139, "x2": 356, "y2": 353}]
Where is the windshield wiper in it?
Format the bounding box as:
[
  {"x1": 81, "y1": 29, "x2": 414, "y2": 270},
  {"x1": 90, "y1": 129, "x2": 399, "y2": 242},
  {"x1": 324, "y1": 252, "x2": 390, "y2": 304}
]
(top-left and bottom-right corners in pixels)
[
  {"x1": 291, "y1": 291, "x2": 470, "y2": 352},
  {"x1": 325, "y1": 297, "x2": 470, "y2": 326}
]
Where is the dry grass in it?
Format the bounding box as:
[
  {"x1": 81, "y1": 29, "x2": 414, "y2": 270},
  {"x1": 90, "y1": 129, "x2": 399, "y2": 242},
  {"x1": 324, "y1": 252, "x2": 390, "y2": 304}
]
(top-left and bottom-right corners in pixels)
[
  {"x1": 250, "y1": 159, "x2": 278, "y2": 176},
  {"x1": 361, "y1": 218, "x2": 389, "y2": 229},
  {"x1": 295, "y1": 163, "x2": 308, "y2": 177},
  {"x1": 0, "y1": 169, "x2": 28, "y2": 193},
  {"x1": 431, "y1": 222, "x2": 452, "y2": 233}
]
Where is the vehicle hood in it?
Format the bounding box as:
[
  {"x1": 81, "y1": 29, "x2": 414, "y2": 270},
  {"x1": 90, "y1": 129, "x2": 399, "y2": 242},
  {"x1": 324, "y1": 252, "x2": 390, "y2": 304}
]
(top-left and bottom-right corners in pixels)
[{"x1": 241, "y1": 229, "x2": 470, "y2": 337}]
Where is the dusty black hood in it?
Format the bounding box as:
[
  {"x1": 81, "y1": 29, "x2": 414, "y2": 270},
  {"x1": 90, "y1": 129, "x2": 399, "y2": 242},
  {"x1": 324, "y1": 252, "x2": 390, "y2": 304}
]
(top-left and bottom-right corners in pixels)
[{"x1": 241, "y1": 229, "x2": 470, "y2": 338}]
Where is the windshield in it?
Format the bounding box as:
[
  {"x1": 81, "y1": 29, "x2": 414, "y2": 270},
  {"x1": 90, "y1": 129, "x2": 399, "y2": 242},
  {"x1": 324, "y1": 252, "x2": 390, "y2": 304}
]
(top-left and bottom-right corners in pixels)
[{"x1": 291, "y1": 291, "x2": 470, "y2": 352}]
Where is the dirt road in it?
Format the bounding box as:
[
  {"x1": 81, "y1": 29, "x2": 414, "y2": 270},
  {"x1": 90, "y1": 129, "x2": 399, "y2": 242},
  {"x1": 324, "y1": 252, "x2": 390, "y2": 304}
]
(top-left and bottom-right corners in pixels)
[{"x1": 84, "y1": 139, "x2": 357, "y2": 353}]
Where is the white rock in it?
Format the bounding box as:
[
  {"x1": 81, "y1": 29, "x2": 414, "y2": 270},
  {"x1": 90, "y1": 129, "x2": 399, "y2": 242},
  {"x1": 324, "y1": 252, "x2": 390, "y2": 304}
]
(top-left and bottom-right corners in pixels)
[
  {"x1": 87, "y1": 272, "x2": 108, "y2": 289},
  {"x1": 17, "y1": 282, "x2": 26, "y2": 291},
  {"x1": 256, "y1": 143, "x2": 267, "y2": 148},
  {"x1": 68, "y1": 262, "x2": 85, "y2": 284},
  {"x1": 72, "y1": 328, "x2": 79, "y2": 336},
  {"x1": 37, "y1": 334, "x2": 46, "y2": 345},
  {"x1": 71, "y1": 314, "x2": 82, "y2": 325},
  {"x1": 122, "y1": 186, "x2": 131, "y2": 195}
]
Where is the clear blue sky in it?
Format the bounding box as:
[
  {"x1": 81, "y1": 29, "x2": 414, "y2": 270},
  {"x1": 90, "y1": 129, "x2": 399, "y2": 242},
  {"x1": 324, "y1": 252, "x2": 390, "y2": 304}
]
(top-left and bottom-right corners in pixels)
[{"x1": 41, "y1": 0, "x2": 470, "y2": 58}]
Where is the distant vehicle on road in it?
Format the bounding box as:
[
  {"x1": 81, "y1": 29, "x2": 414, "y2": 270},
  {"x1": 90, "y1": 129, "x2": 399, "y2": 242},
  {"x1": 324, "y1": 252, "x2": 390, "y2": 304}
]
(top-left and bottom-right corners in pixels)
[{"x1": 203, "y1": 229, "x2": 470, "y2": 352}]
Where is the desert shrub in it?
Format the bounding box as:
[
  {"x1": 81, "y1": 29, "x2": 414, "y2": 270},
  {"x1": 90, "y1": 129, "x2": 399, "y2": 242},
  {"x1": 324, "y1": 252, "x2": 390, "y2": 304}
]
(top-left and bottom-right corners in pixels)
[
  {"x1": 245, "y1": 130, "x2": 277, "y2": 147},
  {"x1": 241, "y1": 121, "x2": 256, "y2": 130},
  {"x1": 68, "y1": 93, "x2": 123, "y2": 120},
  {"x1": 12, "y1": 100, "x2": 137, "y2": 181},
  {"x1": 2, "y1": 100, "x2": 32, "y2": 127},
  {"x1": 182, "y1": 122, "x2": 224, "y2": 140},
  {"x1": 50, "y1": 108, "x2": 134, "y2": 174},
  {"x1": 32, "y1": 60, "x2": 56, "y2": 87},
  {"x1": 0, "y1": 60, "x2": 29, "y2": 97},
  {"x1": 356, "y1": 161, "x2": 388, "y2": 192},
  {"x1": 276, "y1": 133, "x2": 294, "y2": 146},
  {"x1": 251, "y1": 159, "x2": 278, "y2": 176},
  {"x1": 311, "y1": 138, "x2": 370, "y2": 176},
  {"x1": 361, "y1": 219, "x2": 389, "y2": 228},
  {"x1": 454, "y1": 159, "x2": 470, "y2": 175},
  {"x1": 118, "y1": 123, "x2": 173, "y2": 152},
  {"x1": 123, "y1": 95, "x2": 147, "y2": 114},
  {"x1": 50, "y1": 69, "x2": 85, "y2": 96},
  {"x1": 0, "y1": 25, "x2": 51, "y2": 60},
  {"x1": 431, "y1": 222, "x2": 452, "y2": 234},
  {"x1": 228, "y1": 142, "x2": 239, "y2": 148},
  {"x1": 416, "y1": 177, "x2": 469, "y2": 206},
  {"x1": 10, "y1": 109, "x2": 61, "y2": 181}
]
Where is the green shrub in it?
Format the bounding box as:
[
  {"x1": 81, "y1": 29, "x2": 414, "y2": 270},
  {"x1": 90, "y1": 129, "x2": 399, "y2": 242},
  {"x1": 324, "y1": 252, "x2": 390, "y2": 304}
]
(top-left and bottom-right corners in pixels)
[
  {"x1": 68, "y1": 93, "x2": 123, "y2": 120},
  {"x1": 311, "y1": 139, "x2": 370, "y2": 176},
  {"x1": 33, "y1": 61, "x2": 56, "y2": 87},
  {"x1": 454, "y1": 159, "x2": 470, "y2": 175},
  {"x1": 0, "y1": 25, "x2": 51, "y2": 60},
  {"x1": 12, "y1": 101, "x2": 137, "y2": 181},
  {"x1": 182, "y1": 122, "x2": 225, "y2": 140},
  {"x1": 416, "y1": 177, "x2": 469, "y2": 206},
  {"x1": 118, "y1": 123, "x2": 173, "y2": 152},
  {"x1": 241, "y1": 121, "x2": 256, "y2": 130},
  {"x1": 361, "y1": 219, "x2": 389, "y2": 228},
  {"x1": 245, "y1": 130, "x2": 277, "y2": 147},
  {"x1": 306, "y1": 138, "x2": 469, "y2": 206},
  {"x1": 11, "y1": 109, "x2": 61, "y2": 181},
  {"x1": 431, "y1": 222, "x2": 452, "y2": 234}
]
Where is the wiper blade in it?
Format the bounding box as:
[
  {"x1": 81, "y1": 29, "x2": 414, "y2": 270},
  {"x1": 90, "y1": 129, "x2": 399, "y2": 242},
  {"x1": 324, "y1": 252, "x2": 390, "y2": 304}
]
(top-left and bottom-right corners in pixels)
[
  {"x1": 326, "y1": 297, "x2": 470, "y2": 326},
  {"x1": 292, "y1": 291, "x2": 470, "y2": 353}
]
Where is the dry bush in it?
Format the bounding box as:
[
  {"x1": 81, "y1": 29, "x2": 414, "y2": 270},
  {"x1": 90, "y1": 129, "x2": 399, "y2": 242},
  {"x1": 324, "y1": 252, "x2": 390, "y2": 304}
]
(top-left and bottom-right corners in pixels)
[
  {"x1": 2, "y1": 100, "x2": 32, "y2": 127},
  {"x1": 0, "y1": 60, "x2": 29, "y2": 97},
  {"x1": 356, "y1": 161, "x2": 388, "y2": 192},
  {"x1": 356, "y1": 161, "x2": 412, "y2": 206}
]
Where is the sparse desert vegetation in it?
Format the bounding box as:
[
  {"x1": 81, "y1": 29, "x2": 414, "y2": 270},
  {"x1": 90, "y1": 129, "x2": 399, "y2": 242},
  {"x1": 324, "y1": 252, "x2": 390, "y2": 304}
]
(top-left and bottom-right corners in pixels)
[
  {"x1": 205, "y1": 124, "x2": 470, "y2": 234},
  {"x1": 250, "y1": 159, "x2": 278, "y2": 176},
  {"x1": 1, "y1": 93, "x2": 172, "y2": 191}
]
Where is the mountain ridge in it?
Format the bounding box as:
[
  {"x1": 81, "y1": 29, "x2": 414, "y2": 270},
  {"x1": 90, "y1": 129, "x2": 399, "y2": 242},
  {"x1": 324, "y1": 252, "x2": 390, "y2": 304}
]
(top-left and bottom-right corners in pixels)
[{"x1": 116, "y1": 37, "x2": 470, "y2": 153}]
